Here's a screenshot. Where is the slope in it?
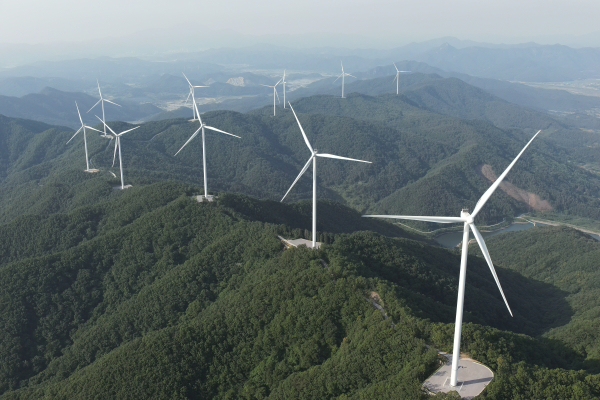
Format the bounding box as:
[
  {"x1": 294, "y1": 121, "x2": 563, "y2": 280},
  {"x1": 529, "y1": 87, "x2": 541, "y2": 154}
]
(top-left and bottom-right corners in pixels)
[
  {"x1": 2, "y1": 92, "x2": 600, "y2": 230},
  {"x1": 0, "y1": 87, "x2": 162, "y2": 129},
  {"x1": 0, "y1": 182, "x2": 598, "y2": 399}
]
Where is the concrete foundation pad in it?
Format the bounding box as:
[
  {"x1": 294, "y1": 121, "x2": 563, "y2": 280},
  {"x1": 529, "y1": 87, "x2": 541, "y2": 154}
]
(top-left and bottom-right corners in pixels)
[
  {"x1": 278, "y1": 236, "x2": 322, "y2": 249},
  {"x1": 112, "y1": 185, "x2": 133, "y2": 190},
  {"x1": 195, "y1": 195, "x2": 216, "y2": 202},
  {"x1": 85, "y1": 169, "x2": 100, "y2": 173},
  {"x1": 423, "y1": 351, "x2": 493, "y2": 399}
]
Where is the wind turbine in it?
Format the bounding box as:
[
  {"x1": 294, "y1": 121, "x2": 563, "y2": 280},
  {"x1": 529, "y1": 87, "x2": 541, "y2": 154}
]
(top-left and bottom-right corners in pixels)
[
  {"x1": 261, "y1": 78, "x2": 282, "y2": 116},
  {"x1": 333, "y1": 61, "x2": 356, "y2": 98},
  {"x1": 281, "y1": 103, "x2": 371, "y2": 248},
  {"x1": 67, "y1": 101, "x2": 102, "y2": 172},
  {"x1": 364, "y1": 130, "x2": 542, "y2": 387},
  {"x1": 282, "y1": 70, "x2": 287, "y2": 108},
  {"x1": 88, "y1": 80, "x2": 121, "y2": 138},
  {"x1": 174, "y1": 98, "x2": 241, "y2": 201},
  {"x1": 96, "y1": 116, "x2": 140, "y2": 190},
  {"x1": 392, "y1": 62, "x2": 410, "y2": 95},
  {"x1": 183, "y1": 72, "x2": 208, "y2": 121}
]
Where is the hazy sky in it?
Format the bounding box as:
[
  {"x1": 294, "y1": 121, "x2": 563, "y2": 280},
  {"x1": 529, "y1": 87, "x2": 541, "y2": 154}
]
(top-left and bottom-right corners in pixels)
[{"x1": 1, "y1": 0, "x2": 599, "y2": 45}]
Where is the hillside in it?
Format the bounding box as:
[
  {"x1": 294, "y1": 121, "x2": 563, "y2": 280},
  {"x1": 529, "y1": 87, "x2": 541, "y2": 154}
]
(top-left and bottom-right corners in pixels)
[
  {"x1": 0, "y1": 87, "x2": 162, "y2": 129},
  {"x1": 2, "y1": 89, "x2": 600, "y2": 230},
  {"x1": 484, "y1": 226, "x2": 600, "y2": 364},
  {"x1": 0, "y1": 181, "x2": 598, "y2": 398}
]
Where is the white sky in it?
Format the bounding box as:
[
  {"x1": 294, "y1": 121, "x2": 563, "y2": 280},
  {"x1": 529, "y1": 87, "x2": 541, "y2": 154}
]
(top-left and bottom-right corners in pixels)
[{"x1": 1, "y1": 0, "x2": 599, "y2": 45}]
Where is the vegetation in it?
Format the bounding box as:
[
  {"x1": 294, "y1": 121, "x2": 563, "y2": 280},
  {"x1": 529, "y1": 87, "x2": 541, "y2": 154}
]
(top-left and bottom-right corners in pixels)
[
  {"x1": 0, "y1": 181, "x2": 598, "y2": 398},
  {"x1": 2, "y1": 84, "x2": 600, "y2": 398}
]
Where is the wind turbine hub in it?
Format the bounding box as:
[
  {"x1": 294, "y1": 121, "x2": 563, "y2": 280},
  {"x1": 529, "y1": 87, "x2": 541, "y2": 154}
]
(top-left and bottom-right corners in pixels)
[
  {"x1": 313, "y1": 149, "x2": 318, "y2": 153},
  {"x1": 460, "y1": 209, "x2": 473, "y2": 223}
]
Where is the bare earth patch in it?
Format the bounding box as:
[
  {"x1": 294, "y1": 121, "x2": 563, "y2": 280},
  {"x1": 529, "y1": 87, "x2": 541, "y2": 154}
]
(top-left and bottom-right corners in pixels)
[{"x1": 478, "y1": 164, "x2": 552, "y2": 211}]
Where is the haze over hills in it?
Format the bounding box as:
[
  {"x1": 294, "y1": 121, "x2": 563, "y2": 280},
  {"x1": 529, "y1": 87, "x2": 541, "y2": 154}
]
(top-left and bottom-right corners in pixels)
[
  {"x1": 4, "y1": 67, "x2": 600, "y2": 135},
  {"x1": 2, "y1": 84, "x2": 600, "y2": 228},
  {"x1": 0, "y1": 87, "x2": 162, "y2": 129},
  {"x1": 2, "y1": 36, "x2": 600, "y2": 398}
]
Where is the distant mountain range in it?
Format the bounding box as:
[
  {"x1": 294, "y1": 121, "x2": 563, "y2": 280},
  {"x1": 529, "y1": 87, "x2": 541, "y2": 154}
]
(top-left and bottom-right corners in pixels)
[{"x1": 0, "y1": 87, "x2": 162, "y2": 129}]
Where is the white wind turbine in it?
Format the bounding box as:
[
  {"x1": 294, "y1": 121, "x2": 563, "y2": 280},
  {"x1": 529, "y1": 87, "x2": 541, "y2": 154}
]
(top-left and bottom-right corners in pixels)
[
  {"x1": 282, "y1": 70, "x2": 287, "y2": 108},
  {"x1": 88, "y1": 80, "x2": 121, "y2": 138},
  {"x1": 97, "y1": 117, "x2": 140, "y2": 190},
  {"x1": 281, "y1": 103, "x2": 371, "y2": 248},
  {"x1": 67, "y1": 101, "x2": 102, "y2": 172},
  {"x1": 364, "y1": 129, "x2": 542, "y2": 388},
  {"x1": 392, "y1": 62, "x2": 410, "y2": 95},
  {"x1": 333, "y1": 61, "x2": 356, "y2": 99},
  {"x1": 174, "y1": 99, "x2": 241, "y2": 201},
  {"x1": 183, "y1": 72, "x2": 208, "y2": 121},
  {"x1": 261, "y1": 78, "x2": 282, "y2": 116}
]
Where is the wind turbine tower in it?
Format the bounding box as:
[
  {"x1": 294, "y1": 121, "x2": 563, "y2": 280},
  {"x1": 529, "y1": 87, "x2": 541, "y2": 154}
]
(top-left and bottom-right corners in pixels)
[
  {"x1": 68, "y1": 101, "x2": 102, "y2": 172},
  {"x1": 97, "y1": 117, "x2": 140, "y2": 189},
  {"x1": 282, "y1": 70, "x2": 287, "y2": 108},
  {"x1": 364, "y1": 130, "x2": 542, "y2": 387},
  {"x1": 183, "y1": 72, "x2": 208, "y2": 121},
  {"x1": 281, "y1": 103, "x2": 371, "y2": 248},
  {"x1": 334, "y1": 62, "x2": 356, "y2": 98},
  {"x1": 392, "y1": 62, "x2": 410, "y2": 95},
  {"x1": 175, "y1": 99, "x2": 241, "y2": 201},
  {"x1": 88, "y1": 80, "x2": 121, "y2": 138},
  {"x1": 261, "y1": 78, "x2": 282, "y2": 116}
]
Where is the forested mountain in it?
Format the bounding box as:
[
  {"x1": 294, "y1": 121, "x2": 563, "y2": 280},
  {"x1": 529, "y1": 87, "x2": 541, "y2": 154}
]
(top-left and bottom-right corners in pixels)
[
  {"x1": 0, "y1": 181, "x2": 598, "y2": 398},
  {"x1": 484, "y1": 226, "x2": 600, "y2": 364},
  {"x1": 0, "y1": 87, "x2": 162, "y2": 129},
  {"x1": 1, "y1": 84, "x2": 600, "y2": 230}
]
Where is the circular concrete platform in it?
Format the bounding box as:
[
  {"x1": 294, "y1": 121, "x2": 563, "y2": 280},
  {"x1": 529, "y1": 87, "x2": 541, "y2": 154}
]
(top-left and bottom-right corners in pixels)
[{"x1": 423, "y1": 351, "x2": 494, "y2": 399}]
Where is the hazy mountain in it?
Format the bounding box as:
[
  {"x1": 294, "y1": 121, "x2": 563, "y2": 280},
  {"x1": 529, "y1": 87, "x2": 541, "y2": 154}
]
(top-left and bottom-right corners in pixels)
[{"x1": 0, "y1": 87, "x2": 162, "y2": 129}]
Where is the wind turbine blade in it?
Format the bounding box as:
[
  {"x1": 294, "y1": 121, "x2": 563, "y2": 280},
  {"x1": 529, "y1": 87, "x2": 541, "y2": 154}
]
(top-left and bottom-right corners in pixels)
[
  {"x1": 185, "y1": 91, "x2": 192, "y2": 104},
  {"x1": 363, "y1": 215, "x2": 465, "y2": 224},
  {"x1": 204, "y1": 126, "x2": 241, "y2": 138},
  {"x1": 281, "y1": 156, "x2": 314, "y2": 202},
  {"x1": 288, "y1": 103, "x2": 313, "y2": 152},
  {"x1": 471, "y1": 130, "x2": 542, "y2": 217},
  {"x1": 346, "y1": 74, "x2": 357, "y2": 78},
  {"x1": 112, "y1": 137, "x2": 119, "y2": 167},
  {"x1": 97, "y1": 79, "x2": 102, "y2": 98},
  {"x1": 104, "y1": 99, "x2": 121, "y2": 107},
  {"x1": 193, "y1": 85, "x2": 208, "y2": 88},
  {"x1": 393, "y1": 62, "x2": 399, "y2": 72},
  {"x1": 75, "y1": 101, "x2": 83, "y2": 125},
  {"x1": 67, "y1": 126, "x2": 83, "y2": 144},
  {"x1": 182, "y1": 72, "x2": 192, "y2": 87},
  {"x1": 469, "y1": 223, "x2": 513, "y2": 316},
  {"x1": 316, "y1": 153, "x2": 371, "y2": 163},
  {"x1": 193, "y1": 98, "x2": 203, "y2": 125},
  {"x1": 174, "y1": 127, "x2": 202, "y2": 156},
  {"x1": 260, "y1": 84, "x2": 273, "y2": 88},
  {"x1": 393, "y1": 74, "x2": 398, "y2": 82},
  {"x1": 116, "y1": 126, "x2": 140, "y2": 136},
  {"x1": 85, "y1": 126, "x2": 103, "y2": 133},
  {"x1": 87, "y1": 99, "x2": 102, "y2": 113},
  {"x1": 96, "y1": 115, "x2": 117, "y2": 136},
  {"x1": 275, "y1": 89, "x2": 280, "y2": 103},
  {"x1": 333, "y1": 74, "x2": 343, "y2": 83},
  {"x1": 275, "y1": 78, "x2": 282, "y2": 86}
]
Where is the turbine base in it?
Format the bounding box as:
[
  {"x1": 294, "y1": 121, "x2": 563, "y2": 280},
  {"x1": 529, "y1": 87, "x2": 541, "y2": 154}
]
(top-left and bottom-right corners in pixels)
[
  {"x1": 277, "y1": 236, "x2": 321, "y2": 249},
  {"x1": 422, "y1": 351, "x2": 493, "y2": 399},
  {"x1": 195, "y1": 195, "x2": 216, "y2": 203}
]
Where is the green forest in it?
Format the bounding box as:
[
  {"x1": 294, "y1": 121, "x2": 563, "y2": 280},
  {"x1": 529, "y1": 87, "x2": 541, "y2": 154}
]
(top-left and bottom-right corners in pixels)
[
  {"x1": 0, "y1": 181, "x2": 599, "y2": 399},
  {"x1": 2, "y1": 77, "x2": 600, "y2": 398}
]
